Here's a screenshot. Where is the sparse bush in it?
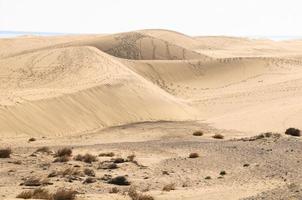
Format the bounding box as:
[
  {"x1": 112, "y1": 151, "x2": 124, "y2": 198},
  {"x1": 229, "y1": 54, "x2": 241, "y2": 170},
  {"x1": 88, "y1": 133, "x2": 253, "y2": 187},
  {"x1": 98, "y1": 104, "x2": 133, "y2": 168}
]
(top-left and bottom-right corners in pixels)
[
  {"x1": 52, "y1": 188, "x2": 77, "y2": 200},
  {"x1": 28, "y1": 138, "x2": 36, "y2": 142},
  {"x1": 99, "y1": 152, "x2": 115, "y2": 157},
  {"x1": 74, "y1": 153, "x2": 97, "y2": 163},
  {"x1": 285, "y1": 128, "x2": 301, "y2": 137},
  {"x1": 193, "y1": 131, "x2": 203, "y2": 136},
  {"x1": 98, "y1": 161, "x2": 118, "y2": 169},
  {"x1": 162, "y1": 183, "x2": 175, "y2": 191},
  {"x1": 108, "y1": 176, "x2": 130, "y2": 185},
  {"x1": 128, "y1": 186, "x2": 154, "y2": 200},
  {"x1": 188, "y1": 153, "x2": 199, "y2": 158},
  {"x1": 212, "y1": 134, "x2": 224, "y2": 139},
  {"x1": 0, "y1": 148, "x2": 12, "y2": 158},
  {"x1": 220, "y1": 170, "x2": 226, "y2": 176},
  {"x1": 55, "y1": 148, "x2": 72, "y2": 157},
  {"x1": 22, "y1": 177, "x2": 50, "y2": 186},
  {"x1": 62, "y1": 167, "x2": 84, "y2": 177},
  {"x1": 84, "y1": 168, "x2": 95, "y2": 177}
]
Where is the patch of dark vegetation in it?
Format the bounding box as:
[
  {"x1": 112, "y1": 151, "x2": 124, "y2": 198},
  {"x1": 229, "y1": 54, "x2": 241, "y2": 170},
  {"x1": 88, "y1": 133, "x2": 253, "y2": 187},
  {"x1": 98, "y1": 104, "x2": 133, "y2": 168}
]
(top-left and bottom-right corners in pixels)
[
  {"x1": 193, "y1": 131, "x2": 203, "y2": 136},
  {"x1": 212, "y1": 134, "x2": 224, "y2": 139},
  {"x1": 285, "y1": 128, "x2": 301, "y2": 137},
  {"x1": 108, "y1": 176, "x2": 130, "y2": 185},
  {"x1": 162, "y1": 183, "x2": 175, "y2": 192},
  {"x1": 0, "y1": 148, "x2": 12, "y2": 158},
  {"x1": 99, "y1": 152, "x2": 115, "y2": 157},
  {"x1": 28, "y1": 138, "x2": 36, "y2": 142},
  {"x1": 188, "y1": 153, "x2": 199, "y2": 158},
  {"x1": 128, "y1": 186, "x2": 154, "y2": 200}
]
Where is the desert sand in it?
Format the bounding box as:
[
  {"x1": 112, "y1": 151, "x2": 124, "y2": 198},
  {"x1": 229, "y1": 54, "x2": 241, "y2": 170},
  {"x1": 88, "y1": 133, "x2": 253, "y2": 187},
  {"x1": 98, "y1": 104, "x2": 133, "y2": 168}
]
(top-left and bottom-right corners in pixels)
[{"x1": 0, "y1": 29, "x2": 301, "y2": 199}]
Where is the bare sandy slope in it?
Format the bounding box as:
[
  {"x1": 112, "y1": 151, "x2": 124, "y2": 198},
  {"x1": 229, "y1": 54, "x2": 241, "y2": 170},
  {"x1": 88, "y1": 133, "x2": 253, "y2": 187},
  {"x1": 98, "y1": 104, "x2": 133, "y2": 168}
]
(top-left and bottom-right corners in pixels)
[{"x1": 1, "y1": 29, "x2": 302, "y2": 199}]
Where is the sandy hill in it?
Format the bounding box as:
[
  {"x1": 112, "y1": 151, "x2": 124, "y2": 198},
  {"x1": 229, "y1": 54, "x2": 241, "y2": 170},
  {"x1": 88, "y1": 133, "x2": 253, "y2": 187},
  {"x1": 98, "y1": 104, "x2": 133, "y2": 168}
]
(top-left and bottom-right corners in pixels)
[{"x1": 1, "y1": 29, "x2": 302, "y2": 136}]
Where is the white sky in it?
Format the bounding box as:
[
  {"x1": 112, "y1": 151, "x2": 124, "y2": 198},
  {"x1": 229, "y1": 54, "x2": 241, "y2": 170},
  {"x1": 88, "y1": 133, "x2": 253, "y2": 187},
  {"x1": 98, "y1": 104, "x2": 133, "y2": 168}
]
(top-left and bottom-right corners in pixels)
[{"x1": 0, "y1": 0, "x2": 302, "y2": 36}]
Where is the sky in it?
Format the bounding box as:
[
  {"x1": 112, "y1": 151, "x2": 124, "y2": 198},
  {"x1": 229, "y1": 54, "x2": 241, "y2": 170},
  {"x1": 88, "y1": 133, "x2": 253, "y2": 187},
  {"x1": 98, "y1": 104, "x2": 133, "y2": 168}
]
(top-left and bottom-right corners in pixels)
[{"x1": 0, "y1": 0, "x2": 302, "y2": 37}]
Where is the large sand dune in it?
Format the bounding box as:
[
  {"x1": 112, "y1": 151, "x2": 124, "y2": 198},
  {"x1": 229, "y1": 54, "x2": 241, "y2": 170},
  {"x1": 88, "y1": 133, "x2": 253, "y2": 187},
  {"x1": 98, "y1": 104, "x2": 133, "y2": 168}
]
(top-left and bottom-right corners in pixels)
[{"x1": 1, "y1": 29, "x2": 302, "y2": 200}]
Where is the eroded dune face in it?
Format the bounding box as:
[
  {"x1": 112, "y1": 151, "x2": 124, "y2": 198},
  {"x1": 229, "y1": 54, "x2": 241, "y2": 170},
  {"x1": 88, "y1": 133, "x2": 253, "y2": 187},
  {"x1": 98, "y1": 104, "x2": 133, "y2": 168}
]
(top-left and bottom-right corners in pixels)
[{"x1": 1, "y1": 29, "x2": 302, "y2": 136}]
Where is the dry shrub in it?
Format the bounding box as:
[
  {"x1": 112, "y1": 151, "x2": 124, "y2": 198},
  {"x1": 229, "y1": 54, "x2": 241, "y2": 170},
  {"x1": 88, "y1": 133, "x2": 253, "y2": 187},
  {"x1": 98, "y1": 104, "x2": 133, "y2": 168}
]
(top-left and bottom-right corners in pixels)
[
  {"x1": 99, "y1": 152, "x2": 115, "y2": 157},
  {"x1": 17, "y1": 188, "x2": 51, "y2": 199},
  {"x1": 212, "y1": 134, "x2": 224, "y2": 139},
  {"x1": 188, "y1": 153, "x2": 199, "y2": 158},
  {"x1": 22, "y1": 177, "x2": 50, "y2": 186},
  {"x1": 52, "y1": 188, "x2": 77, "y2": 200},
  {"x1": 162, "y1": 183, "x2": 175, "y2": 192},
  {"x1": 128, "y1": 186, "x2": 154, "y2": 200},
  {"x1": 285, "y1": 128, "x2": 301, "y2": 137},
  {"x1": 55, "y1": 148, "x2": 72, "y2": 157},
  {"x1": 108, "y1": 176, "x2": 130, "y2": 185},
  {"x1": 62, "y1": 167, "x2": 84, "y2": 177},
  {"x1": 193, "y1": 131, "x2": 203, "y2": 136},
  {"x1": 83, "y1": 168, "x2": 95, "y2": 177},
  {"x1": 74, "y1": 153, "x2": 97, "y2": 163},
  {"x1": 0, "y1": 148, "x2": 12, "y2": 158},
  {"x1": 127, "y1": 154, "x2": 136, "y2": 162}
]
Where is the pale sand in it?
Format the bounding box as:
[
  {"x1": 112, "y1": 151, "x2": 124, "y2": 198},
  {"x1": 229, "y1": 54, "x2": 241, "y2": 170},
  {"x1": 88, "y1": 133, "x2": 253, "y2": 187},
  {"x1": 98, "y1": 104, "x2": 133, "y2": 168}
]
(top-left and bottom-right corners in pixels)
[{"x1": 0, "y1": 29, "x2": 301, "y2": 199}]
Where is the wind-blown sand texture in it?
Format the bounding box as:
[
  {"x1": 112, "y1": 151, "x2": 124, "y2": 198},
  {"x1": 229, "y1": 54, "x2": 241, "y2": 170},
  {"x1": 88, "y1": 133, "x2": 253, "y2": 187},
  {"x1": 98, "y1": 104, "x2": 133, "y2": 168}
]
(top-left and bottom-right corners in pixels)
[{"x1": 0, "y1": 29, "x2": 301, "y2": 199}]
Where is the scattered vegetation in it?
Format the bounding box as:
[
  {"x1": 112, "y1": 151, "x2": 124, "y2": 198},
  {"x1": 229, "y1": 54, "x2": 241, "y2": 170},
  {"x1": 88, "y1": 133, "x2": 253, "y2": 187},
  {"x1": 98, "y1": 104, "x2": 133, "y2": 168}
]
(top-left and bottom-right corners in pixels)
[
  {"x1": 212, "y1": 134, "x2": 224, "y2": 139},
  {"x1": 128, "y1": 186, "x2": 154, "y2": 200},
  {"x1": 285, "y1": 128, "x2": 301, "y2": 137},
  {"x1": 162, "y1": 183, "x2": 175, "y2": 192},
  {"x1": 74, "y1": 153, "x2": 97, "y2": 163},
  {"x1": 188, "y1": 152, "x2": 199, "y2": 158},
  {"x1": 0, "y1": 148, "x2": 12, "y2": 158},
  {"x1": 193, "y1": 131, "x2": 203, "y2": 136},
  {"x1": 108, "y1": 176, "x2": 130, "y2": 185}
]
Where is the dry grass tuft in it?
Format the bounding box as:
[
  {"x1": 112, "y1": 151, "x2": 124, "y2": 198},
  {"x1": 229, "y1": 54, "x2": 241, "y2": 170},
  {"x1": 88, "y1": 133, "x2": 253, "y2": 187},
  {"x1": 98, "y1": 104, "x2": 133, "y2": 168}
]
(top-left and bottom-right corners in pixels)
[
  {"x1": 74, "y1": 153, "x2": 97, "y2": 163},
  {"x1": 162, "y1": 183, "x2": 175, "y2": 192},
  {"x1": 22, "y1": 177, "x2": 51, "y2": 187},
  {"x1": 16, "y1": 188, "x2": 51, "y2": 199},
  {"x1": 188, "y1": 152, "x2": 199, "y2": 158},
  {"x1": 83, "y1": 168, "x2": 95, "y2": 177},
  {"x1": 193, "y1": 131, "x2": 203, "y2": 136},
  {"x1": 0, "y1": 148, "x2": 12, "y2": 158},
  {"x1": 212, "y1": 134, "x2": 224, "y2": 139},
  {"x1": 55, "y1": 148, "x2": 72, "y2": 157},
  {"x1": 128, "y1": 186, "x2": 154, "y2": 200}
]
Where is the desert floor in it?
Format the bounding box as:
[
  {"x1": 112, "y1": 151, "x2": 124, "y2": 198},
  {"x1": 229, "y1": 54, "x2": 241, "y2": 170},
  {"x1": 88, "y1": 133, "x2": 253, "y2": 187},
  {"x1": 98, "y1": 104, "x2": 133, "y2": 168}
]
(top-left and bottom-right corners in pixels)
[{"x1": 0, "y1": 29, "x2": 302, "y2": 199}]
